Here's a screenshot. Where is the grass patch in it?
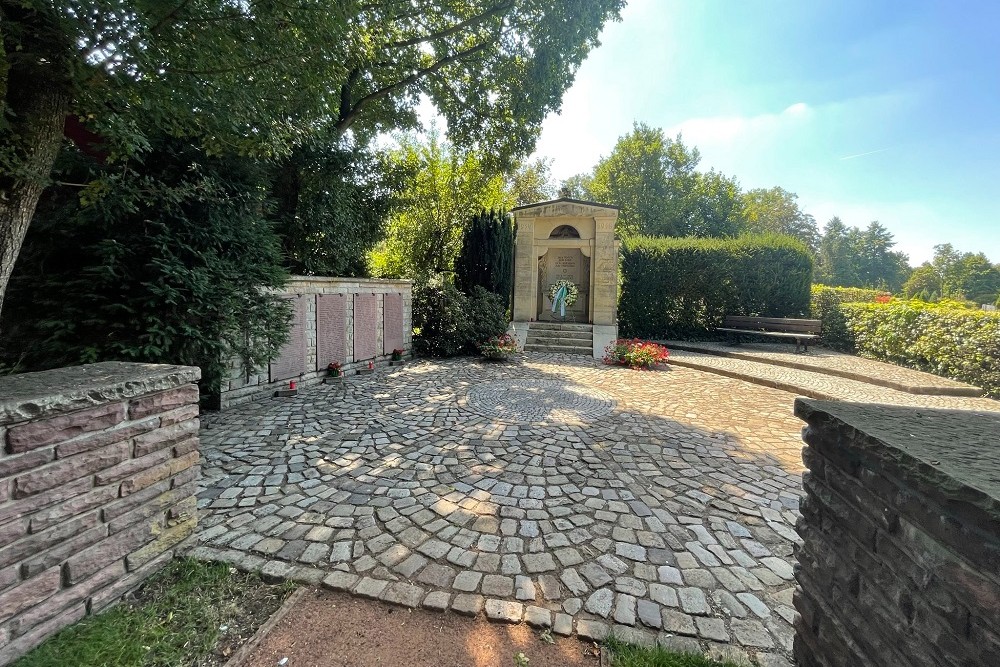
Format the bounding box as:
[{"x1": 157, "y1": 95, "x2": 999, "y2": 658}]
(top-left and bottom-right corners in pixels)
[
  {"x1": 14, "y1": 558, "x2": 296, "y2": 667},
  {"x1": 604, "y1": 635, "x2": 747, "y2": 667}
]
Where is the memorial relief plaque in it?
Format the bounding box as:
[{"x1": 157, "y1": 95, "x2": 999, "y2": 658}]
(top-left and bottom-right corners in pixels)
[
  {"x1": 383, "y1": 293, "x2": 404, "y2": 354},
  {"x1": 316, "y1": 294, "x2": 347, "y2": 370},
  {"x1": 353, "y1": 293, "x2": 378, "y2": 361},
  {"x1": 269, "y1": 296, "x2": 308, "y2": 381}
]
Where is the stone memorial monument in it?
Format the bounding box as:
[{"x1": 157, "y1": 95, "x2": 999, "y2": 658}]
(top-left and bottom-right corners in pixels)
[{"x1": 510, "y1": 195, "x2": 620, "y2": 358}]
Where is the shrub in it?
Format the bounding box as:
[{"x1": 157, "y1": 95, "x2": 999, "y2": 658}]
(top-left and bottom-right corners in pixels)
[
  {"x1": 619, "y1": 234, "x2": 813, "y2": 339},
  {"x1": 412, "y1": 281, "x2": 507, "y2": 357},
  {"x1": 603, "y1": 339, "x2": 670, "y2": 369},
  {"x1": 810, "y1": 284, "x2": 888, "y2": 348},
  {"x1": 841, "y1": 299, "x2": 1000, "y2": 397},
  {"x1": 454, "y1": 209, "x2": 514, "y2": 312}
]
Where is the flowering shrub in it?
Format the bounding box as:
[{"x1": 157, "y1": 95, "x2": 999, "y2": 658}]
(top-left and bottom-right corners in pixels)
[
  {"x1": 327, "y1": 361, "x2": 343, "y2": 376},
  {"x1": 604, "y1": 339, "x2": 670, "y2": 369},
  {"x1": 478, "y1": 333, "x2": 519, "y2": 359}
]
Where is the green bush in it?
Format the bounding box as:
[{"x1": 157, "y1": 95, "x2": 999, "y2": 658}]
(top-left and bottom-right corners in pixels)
[
  {"x1": 454, "y1": 209, "x2": 514, "y2": 312},
  {"x1": 412, "y1": 280, "x2": 507, "y2": 357},
  {"x1": 841, "y1": 300, "x2": 1000, "y2": 397},
  {"x1": 810, "y1": 284, "x2": 887, "y2": 348},
  {"x1": 619, "y1": 234, "x2": 813, "y2": 339}
]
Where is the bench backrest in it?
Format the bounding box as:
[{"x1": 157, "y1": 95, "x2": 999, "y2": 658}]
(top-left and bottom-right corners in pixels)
[{"x1": 723, "y1": 316, "x2": 822, "y2": 334}]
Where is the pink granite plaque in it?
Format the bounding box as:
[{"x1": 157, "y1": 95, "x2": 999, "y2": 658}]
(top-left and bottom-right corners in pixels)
[
  {"x1": 316, "y1": 294, "x2": 347, "y2": 370},
  {"x1": 353, "y1": 293, "x2": 378, "y2": 361},
  {"x1": 270, "y1": 296, "x2": 308, "y2": 382},
  {"x1": 383, "y1": 292, "x2": 404, "y2": 354}
]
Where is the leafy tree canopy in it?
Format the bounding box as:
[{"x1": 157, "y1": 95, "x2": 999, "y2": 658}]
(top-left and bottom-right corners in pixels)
[
  {"x1": 741, "y1": 187, "x2": 820, "y2": 253},
  {"x1": 814, "y1": 217, "x2": 910, "y2": 292}
]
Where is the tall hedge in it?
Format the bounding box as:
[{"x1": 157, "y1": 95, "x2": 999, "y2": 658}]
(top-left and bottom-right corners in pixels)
[
  {"x1": 810, "y1": 284, "x2": 888, "y2": 347},
  {"x1": 620, "y1": 234, "x2": 813, "y2": 339},
  {"x1": 454, "y1": 209, "x2": 514, "y2": 311},
  {"x1": 841, "y1": 300, "x2": 1000, "y2": 398}
]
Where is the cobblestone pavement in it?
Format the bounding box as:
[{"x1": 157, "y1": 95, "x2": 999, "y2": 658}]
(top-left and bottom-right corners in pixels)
[
  {"x1": 668, "y1": 350, "x2": 999, "y2": 411},
  {"x1": 662, "y1": 340, "x2": 983, "y2": 396},
  {"x1": 193, "y1": 354, "x2": 809, "y2": 666}
]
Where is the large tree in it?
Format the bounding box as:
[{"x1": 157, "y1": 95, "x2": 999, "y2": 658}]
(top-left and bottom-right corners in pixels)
[
  {"x1": 741, "y1": 187, "x2": 820, "y2": 253},
  {"x1": 0, "y1": 0, "x2": 624, "y2": 317},
  {"x1": 368, "y1": 131, "x2": 514, "y2": 282}
]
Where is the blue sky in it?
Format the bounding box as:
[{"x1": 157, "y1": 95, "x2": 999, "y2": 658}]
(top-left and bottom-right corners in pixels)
[{"x1": 531, "y1": 0, "x2": 1000, "y2": 265}]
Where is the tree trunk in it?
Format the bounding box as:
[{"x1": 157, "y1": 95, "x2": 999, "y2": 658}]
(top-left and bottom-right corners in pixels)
[{"x1": 0, "y1": 78, "x2": 68, "y2": 323}]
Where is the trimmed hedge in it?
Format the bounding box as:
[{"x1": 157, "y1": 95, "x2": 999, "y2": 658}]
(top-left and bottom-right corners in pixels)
[
  {"x1": 620, "y1": 234, "x2": 813, "y2": 339},
  {"x1": 841, "y1": 300, "x2": 1000, "y2": 398},
  {"x1": 810, "y1": 284, "x2": 888, "y2": 347}
]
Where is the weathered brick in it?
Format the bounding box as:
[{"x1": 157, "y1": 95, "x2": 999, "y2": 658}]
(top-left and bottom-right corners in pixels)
[
  {"x1": 173, "y1": 436, "x2": 199, "y2": 457},
  {"x1": 27, "y1": 484, "x2": 120, "y2": 533},
  {"x1": 14, "y1": 441, "x2": 129, "y2": 498},
  {"x1": 128, "y1": 385, "x2": 199, "y2": 420},
  {"x1": 169, "y1": 463, "x2": 200, "y2": 489},
  {"x1": 120, "y1": 450, "x2": 198, "y2": 496},
  {"x1": 167, "y1": 495, "x2": 197, "y2": 524},
  {"x1": 0, "y1": 478, "x2": 91, "y2": 526},
  {"x1": 0, "y1": 511, "x2": 100, "y2": 569},
  {"x1": 20, "y1": 524, "x2": 109, "y2": 578},
  {"x1": 64, "y1": 516, "x2": 162, "y2": 584},
  {"x1": 132, "y1": 420, "x2": 199, "y2": 458},
  {"x1": 89, "y1": 550, "x2": 174, "y2": 614},
  {"x1": 95, "y1": 448, "x2": 173, "y2": 487},
  {"x1": 0, "y1": 517, "x2": 29, "y2": 547},
  {"x1": 107, "y1": 481, "x2": 196, "y2": 534},
  {"x1": 102, "y1": 479, "x2": 170, "y2": 522},
  {"x1": 158, "y1": 404, "x2": 200, "y2": 428},
  {"x1": 0, "y1": 600, "x2": 85, "y2": 666},
  {"x1": 0, "y1": 448, "x2": 54, "y2": 478},
  {"x1": 0, "y1": 563, "x2": 19, "y2": 590},
  {"x1": 7, "y1": 402, "x2": 126, "y2": 453},
  {"x1": 0, "y1": 479, "x2": 9, "y2": 503},
  {"x1": 54, "y1": 416, "x2": 159, "y2": 459},
  {"x1": 126, "y1": 516, "x2": 196, "y2": 570},
  {"x1": 0, "y1": 566, "x2": 62, "y2": 624},
  {"x1": 8, "y1": 559, "x2": 126, "y2": 638}
]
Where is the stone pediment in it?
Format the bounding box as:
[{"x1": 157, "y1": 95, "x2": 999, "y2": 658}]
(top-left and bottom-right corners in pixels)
[{"x1": 511, "y1": 197, "x2": 619, "y2": 219}]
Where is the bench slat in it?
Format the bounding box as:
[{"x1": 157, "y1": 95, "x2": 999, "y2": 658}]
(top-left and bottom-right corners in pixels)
[
  {"x1": 722, "y1": 316, "x2": 822, "y2": 334},
  {"x1": 716, "y1": 328, "x2": 819, "y2": 339}
]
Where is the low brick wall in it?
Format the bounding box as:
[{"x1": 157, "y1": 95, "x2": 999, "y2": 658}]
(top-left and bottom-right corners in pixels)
[
  {"x1": 221, "y1": 276, "x2": 413, "y2": 408},
  {"x1": 0, "y1": 362, "x2": 201, "y2": 665},
  {"x1": 794, "y1": 399, "x2": 1000, "y2": 667}
]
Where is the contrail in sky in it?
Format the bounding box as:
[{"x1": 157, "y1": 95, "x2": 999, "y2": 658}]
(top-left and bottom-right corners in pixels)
[{"x1": 839, "y1": 147, "x2": 892, "y2": 161}]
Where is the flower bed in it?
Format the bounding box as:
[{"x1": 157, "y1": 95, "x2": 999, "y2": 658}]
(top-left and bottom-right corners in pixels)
[
  {"x1": 478, "y1": 332, "x2": 519, "y2": 360},
  {"x1": 604, "y1": 339, "x2": 670, "y2": 369}
]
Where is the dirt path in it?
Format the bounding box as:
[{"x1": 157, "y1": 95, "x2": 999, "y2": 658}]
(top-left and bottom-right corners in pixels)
[{"x1": 241, "y1": 589, "x2": 601, "y2": 667}]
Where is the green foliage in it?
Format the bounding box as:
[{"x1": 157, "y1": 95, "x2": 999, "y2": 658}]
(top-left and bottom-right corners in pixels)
[
  {"x1": 412, "y1": 280, "x2": 507, "y2": 357},
  {"x1": 810, "y1": 284, "x2": 887, "y2": 347},
  {"x1": 841, "y1": 300, "x2": 1000, "y2": 397},
  {"x1": 901, "y1": 263, "x2": 943, "y2": 300},
  {"x1": 1, "y1": 140, "x2": 291, "y2": 402},
  {"x1": 928, "y1": 243, "x2": 1000, "y2": 304},
  {"x1": 603, "y1": 634, "x2": 744, "y2": 667},
  {"x1": 619, "y1": 234, "x2": 813, "y2": 339},
  {"x1": 369, "y1": 131, "x2": 514, "y2": 283},
  {"x1": 741, "y1": 187, "x2": 820, "y2": 252},
  {"x1": 814, "y1": 218, "x2": 911, "y2": 291},
  {"x1": 508, "y1": 158, "x2": 556, "y2": 206},
  {"x1": 271, "y1": 141, "x2": 407, "y2": 277},
  {"x1": 455, "y1": 209, "x2": 515, "y2": 311},
  {"x1": 13, "y1": 559, "x2": 295, "y2": 667}
]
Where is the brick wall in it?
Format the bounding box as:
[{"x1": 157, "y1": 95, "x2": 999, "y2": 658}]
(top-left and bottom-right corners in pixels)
[
  {"x1": 793, "y1": 399, "x2": 1000, "y2": 667},
  {"x1": 0, "y1": 362, "x2": 201, "y2": 665},
  {"x1": 221, "y1": 276, "x2": 413, "y2": 408}
]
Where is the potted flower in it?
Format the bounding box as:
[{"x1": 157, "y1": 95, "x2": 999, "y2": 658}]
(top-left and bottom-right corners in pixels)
[
  {"x1": 478, "y1": 333, "x2": 519, "y2": 361},
  {"x1": 391, "y1": 348, "x2": 404, "y2": 361},
  {"x1": 327, "y1": 361, "x2": 343, "y2": 377}
]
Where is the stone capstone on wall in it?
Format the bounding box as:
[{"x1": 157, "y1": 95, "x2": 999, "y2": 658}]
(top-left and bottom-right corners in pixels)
[
  {"x1": 793, "y1": 399, "x2": 1000, "y2": 667},
  {"x1": 0, "y1": 362, "x2": 202, "y2": 665}
]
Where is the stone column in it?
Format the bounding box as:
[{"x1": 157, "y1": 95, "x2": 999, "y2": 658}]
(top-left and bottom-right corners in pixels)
[{"x1": 512, "y1": 218, "x2": 536, "y2": 322}]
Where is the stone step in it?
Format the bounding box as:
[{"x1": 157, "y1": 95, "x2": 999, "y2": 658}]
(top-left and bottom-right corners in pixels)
[
  {"x1": 526, "y1": 335, "x2": 594, "y2": 347},
  {"x1": 528, "y1": 322, "x2": 594, "y2": 332},
  {"x1": 524, "y1": 343, "x2": 593, "y2": 355},
  {"x1": 527, "y1": 329, "x2": 593, "y2": 340}
]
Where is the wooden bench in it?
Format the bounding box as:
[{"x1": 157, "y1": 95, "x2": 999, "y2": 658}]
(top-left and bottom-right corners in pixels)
[{"x1": 717, "y1": 316, "x2": 822, "y2": 353}]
